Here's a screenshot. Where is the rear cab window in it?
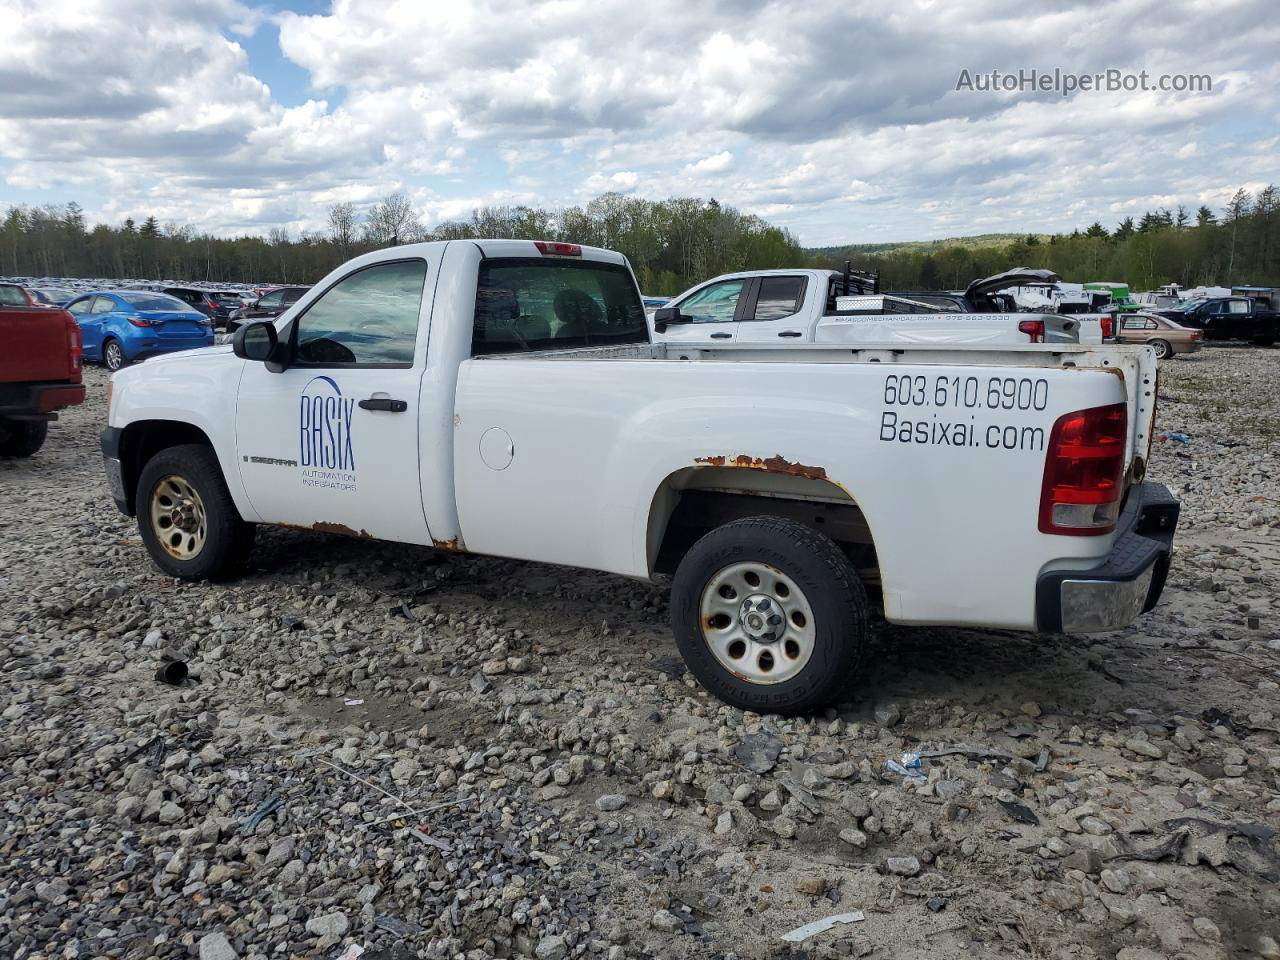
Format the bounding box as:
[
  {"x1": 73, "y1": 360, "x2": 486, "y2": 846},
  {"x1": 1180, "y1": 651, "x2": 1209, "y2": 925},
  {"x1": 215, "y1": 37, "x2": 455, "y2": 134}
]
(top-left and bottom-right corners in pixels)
[
  {"x1": 746, "y1": 276, "x2": 807, "y2": 322},
  {"x1": 472, "y1": 258, "x2": 647, "y2": 355}
]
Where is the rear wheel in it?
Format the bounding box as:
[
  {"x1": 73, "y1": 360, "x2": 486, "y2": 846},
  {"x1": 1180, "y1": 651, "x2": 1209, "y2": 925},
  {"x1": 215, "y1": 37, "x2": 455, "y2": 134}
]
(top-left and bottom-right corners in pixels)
[
  {"x1": 0, "y1": 418, "x2": 48, "y2": 458},
  {"x1": 137, "y1": 444, "x2": 254, "y2": 580},
  {"x1": 1150, "y1": 339, "x2": 1171, "y2": 359},
  {"x1": 670, "y1": 516, "x2": 869, "y2": 714},
  {"x1": 103, "y1": 338, "x2": 127, "y2": 372}
]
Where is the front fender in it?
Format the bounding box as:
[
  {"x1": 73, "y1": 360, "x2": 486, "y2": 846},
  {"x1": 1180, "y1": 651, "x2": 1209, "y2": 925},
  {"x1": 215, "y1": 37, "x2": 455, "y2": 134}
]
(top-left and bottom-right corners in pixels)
[{"x1": 108, "y1": 352, "x2": 256, "y2": 520}]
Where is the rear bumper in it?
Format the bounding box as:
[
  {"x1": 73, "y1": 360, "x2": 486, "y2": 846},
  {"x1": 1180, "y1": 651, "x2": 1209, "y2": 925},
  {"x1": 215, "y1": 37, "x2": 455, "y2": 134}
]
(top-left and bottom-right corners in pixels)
[
  {"x1": 1036, "y1": 481, "x2": 1179, "y2": 633},
  {"x1": 0, "y1": 381, "x2": 85, "y2": 419}
]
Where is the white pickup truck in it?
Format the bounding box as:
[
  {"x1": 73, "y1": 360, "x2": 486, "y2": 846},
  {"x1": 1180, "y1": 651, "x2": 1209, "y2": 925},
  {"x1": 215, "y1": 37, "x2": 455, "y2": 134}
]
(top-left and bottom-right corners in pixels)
[
  {"x1": 102, "y1": 239, "x2": 1179, "y2": 713},
  {"x1": 651, "y1": 267, "x2": 1109, "y2": 348}
]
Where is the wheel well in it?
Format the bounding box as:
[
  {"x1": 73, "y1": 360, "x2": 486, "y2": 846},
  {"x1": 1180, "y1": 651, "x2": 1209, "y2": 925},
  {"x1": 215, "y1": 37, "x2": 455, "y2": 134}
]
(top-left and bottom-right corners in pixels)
[
  {"x1": 647, "y1": 466, "x2": 881, "y2": 601},
  {"x1": 118, "y1": 420, "x2": 215, "y2": 515}
]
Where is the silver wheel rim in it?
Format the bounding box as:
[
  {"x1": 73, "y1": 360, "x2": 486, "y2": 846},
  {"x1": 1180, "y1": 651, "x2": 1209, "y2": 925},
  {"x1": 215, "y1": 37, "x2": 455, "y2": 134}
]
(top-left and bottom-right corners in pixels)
[
  {"x1": 1154, "y1": 341, "x2": 1168, "y2": 358},
  {"x1": 105, "y1": 342, "x2": 122, "y2": 369},
  {"x1": 698, "y1": 561, "x2": 816, "y2": 685},
  {"x1": 149, "y1": 474, "x2": 208, "y2": 561}
]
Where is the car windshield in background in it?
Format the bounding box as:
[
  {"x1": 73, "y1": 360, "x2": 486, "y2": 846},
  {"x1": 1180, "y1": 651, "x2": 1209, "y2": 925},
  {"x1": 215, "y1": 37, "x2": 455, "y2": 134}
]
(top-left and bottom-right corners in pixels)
[
  {"x1": 212, "y1": 293, "x2": 243, "y2": 303},
  {"x1": 34, "y1": 288, "x2": 75, "y2": 301},
  {"x1": 472, "y1": 258, "x2": 647, "y2": 355},
  {"x1": 119, "y1": 292, "x2": 196, "y2": 312}
]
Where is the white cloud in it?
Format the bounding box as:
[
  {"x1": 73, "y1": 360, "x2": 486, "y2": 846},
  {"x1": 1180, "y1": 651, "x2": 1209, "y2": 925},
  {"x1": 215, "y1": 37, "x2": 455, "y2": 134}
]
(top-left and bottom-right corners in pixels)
[
  {"x1": 0, "y1": 0, "x2": 1275, "y2": 245},
  {"x1": 686, "y1": 152, "x2": 735, "y2": 175}
]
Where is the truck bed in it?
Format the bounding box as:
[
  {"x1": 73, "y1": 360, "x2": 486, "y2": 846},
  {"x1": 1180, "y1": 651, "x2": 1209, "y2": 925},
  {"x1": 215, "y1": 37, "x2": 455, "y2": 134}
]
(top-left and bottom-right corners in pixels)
[{"x1": 476, "y1": 339, "x2": 1159, "y2": 479}]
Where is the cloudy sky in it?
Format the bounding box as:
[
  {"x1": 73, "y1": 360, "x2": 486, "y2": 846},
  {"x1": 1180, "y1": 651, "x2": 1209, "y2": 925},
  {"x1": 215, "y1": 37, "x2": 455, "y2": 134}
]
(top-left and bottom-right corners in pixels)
[{"x1": 0, "y1": 0, "x2": 1275, "y2": 245}]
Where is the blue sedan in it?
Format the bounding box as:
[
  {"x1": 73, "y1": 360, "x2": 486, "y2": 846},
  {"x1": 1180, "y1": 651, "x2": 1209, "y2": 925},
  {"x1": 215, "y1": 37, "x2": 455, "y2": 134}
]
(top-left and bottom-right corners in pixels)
[{"x1": 65, "y1": 291, "x2": 214, "y2": 371}]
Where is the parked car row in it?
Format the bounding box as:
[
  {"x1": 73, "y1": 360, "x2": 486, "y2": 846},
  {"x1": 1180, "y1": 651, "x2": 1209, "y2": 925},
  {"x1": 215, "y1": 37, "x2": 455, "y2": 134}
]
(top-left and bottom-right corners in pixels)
[{"x1": 0, "y1": 275, "x2": 309, "y2": 332}]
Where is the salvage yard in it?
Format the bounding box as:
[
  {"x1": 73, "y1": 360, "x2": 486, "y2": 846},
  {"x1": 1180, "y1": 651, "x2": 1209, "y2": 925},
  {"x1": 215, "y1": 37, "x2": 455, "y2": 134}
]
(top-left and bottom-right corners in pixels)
[{"x1": 2, "y1": 349, "x2": 1278, "y2": 960}]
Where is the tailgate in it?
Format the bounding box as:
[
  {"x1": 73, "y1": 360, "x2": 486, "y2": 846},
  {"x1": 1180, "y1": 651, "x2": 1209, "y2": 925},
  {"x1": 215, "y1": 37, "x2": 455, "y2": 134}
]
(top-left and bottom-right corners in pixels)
[{"x1": 0, "y1": 307, "x2": 80, "y2": 383}]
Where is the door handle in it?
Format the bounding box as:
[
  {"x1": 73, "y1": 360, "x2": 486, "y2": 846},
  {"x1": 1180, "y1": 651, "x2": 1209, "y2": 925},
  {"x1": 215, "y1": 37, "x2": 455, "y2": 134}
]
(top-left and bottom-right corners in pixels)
[
  {"x1": 709, "y1": 332, "x2": 732, "y2": 339},
  {"x1": 778, "y1": 330, "x2": 802, "y2": 337},
  {"x1": 358, "y1": 398, "x2": 407, "y2": 412}
]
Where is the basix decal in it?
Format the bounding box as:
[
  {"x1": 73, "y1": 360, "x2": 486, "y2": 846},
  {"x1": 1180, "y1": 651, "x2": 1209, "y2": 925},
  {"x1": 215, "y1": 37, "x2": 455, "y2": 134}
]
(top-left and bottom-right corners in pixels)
[{"x1": 299, "y1": 376, "x2": 357, "y2": 492}]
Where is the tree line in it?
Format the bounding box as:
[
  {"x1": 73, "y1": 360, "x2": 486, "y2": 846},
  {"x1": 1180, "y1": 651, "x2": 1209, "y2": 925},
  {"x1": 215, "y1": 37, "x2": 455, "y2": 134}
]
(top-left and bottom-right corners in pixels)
[
  {"x1": 812, "y1": 187, "x2": 1280, "y2": 293},
  {"x1": 0, "y1": 192, "x2": 803, "y2": 295},
  {"x1": 3, "y1": 185, "x2": 1277, "y2": 296}
]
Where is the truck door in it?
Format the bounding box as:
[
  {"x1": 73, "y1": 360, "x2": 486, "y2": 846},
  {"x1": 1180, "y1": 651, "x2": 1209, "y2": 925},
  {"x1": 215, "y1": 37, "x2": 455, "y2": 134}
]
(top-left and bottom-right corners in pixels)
[
  {"x1": 1225, "y1": 297, "x2": 1253, "y2": 339},
  {"x1": 233, "y1": 257, "x2": 436, "y2": 544},
  {"x1": 733, "y1": 275, "x2": 812, "y2": 342},
  {"x1": 659, "y1": 277, "x2": 744, "y2": 343}
]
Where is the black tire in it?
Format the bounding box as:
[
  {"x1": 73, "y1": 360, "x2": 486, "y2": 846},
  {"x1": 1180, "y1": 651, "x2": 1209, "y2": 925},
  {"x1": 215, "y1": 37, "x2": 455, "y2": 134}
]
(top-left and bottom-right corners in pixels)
[
  {"x1": 136, "y1": 444, "x2": 255, "y2": 581},
  {"x1": 0, "y1": 418, "x2": 48, "y2": 458},
  {"x1": 1254, "y1": 339, "x2": 1275, "y2": 347},
  {"x1": 1150, "y1": 339, "x2": 1171, "y2": 360},
  {"x1": 670, "y1": 516, "x2": 869, "y2": 714},
  {"x1": 103, "y1": 338, "x2": 127, "y2": 372}
]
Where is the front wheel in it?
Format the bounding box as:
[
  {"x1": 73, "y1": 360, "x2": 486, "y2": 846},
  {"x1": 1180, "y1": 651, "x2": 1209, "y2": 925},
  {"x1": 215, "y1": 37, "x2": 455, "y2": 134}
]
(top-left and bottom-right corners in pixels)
[
  {"x1": 103, "y1": 338, "x2": 127, "y2": 372},
  {"x1": 0, "y1": 418, "x2": 48, "y2": 458},
  {"x1": 670, "y1": 516, "x2": 869, "y2": 713},
  {"x1": 136, "y1": 444, "x2": 255, "y2": 581},
  {"x1": 1150, "y1": 339, "x2": 1171, "y2": 359}
]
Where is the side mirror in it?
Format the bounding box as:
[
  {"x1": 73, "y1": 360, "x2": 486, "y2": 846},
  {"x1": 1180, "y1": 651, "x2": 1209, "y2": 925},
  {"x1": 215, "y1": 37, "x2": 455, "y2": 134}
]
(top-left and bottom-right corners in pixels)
[
  {"x1": 652, "y1": 306, "x2": 690, "y2": 332},
  {"x1": 233, "y1": 321, "x2": 278, "y2": 362}
]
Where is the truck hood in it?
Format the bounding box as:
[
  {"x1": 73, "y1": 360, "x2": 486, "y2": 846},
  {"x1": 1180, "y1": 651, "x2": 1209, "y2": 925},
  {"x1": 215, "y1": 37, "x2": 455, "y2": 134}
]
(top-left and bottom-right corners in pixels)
[
  {"x1": 964, "y1": 267, "x2": 1059, "y2": 299},
  {"x1": 139, "y1": 344, "x2": 233, "y2": 365}
]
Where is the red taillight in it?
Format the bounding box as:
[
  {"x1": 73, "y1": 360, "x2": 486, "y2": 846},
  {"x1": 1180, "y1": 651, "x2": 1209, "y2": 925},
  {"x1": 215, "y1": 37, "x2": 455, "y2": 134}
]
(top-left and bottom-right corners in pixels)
[
  {"x1": 128, "y1": 316, "x2": 153, "y2": 328},
  {"x1": 1099, "y1": 315, "x2": 1114, "y2": 338},
  {"x1": 1018, "y1": 319, "x2": 1045, "y2": 343},
  {"x1": 534, "y1": 241, "x2": 582, "y2": 257},
  {"x1": 1189, "y1": 331, "x2": 1201, "y2": 340},
  {"x1": 67, "y1": 321, "x2": 82, "y2": 372},
  {"x1": 1039, "y1": 402, "x2": 1128, "y2": 536}
]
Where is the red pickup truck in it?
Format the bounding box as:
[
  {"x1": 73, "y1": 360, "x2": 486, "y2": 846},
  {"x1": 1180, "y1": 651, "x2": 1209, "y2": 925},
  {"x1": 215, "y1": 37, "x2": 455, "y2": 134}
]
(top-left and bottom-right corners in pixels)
[{"x1": 0, "y1": 302, "x2": 86, "y2": 457}]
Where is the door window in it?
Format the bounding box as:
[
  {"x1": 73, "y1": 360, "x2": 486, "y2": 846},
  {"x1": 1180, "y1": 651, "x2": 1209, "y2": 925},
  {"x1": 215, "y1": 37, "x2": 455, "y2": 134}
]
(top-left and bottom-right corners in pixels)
[
  {"x1": 677, "y1": 279, "x2": 744, "y2": 323},
  {"x1": 257, "y1": 290, "x2": 285, "y2": 310},
  {"x1": 0, "y1": 285, "x2": 26, "y2": 306},
  {"x1": 1228, "y1": 299, "x2": 1249, "y2": 314},
  {"x1": 67, "y1": 298, "x2": 93, "y2": 315},
  {"x1": 293, "y1": 259, "x2": 427, "y2": 366},
  {"x1": 749, "y1": 276, "x2": 807, "y2": 321},
  {"x1": 90, "y1": 296, "x2": 117, "y2": 313}
]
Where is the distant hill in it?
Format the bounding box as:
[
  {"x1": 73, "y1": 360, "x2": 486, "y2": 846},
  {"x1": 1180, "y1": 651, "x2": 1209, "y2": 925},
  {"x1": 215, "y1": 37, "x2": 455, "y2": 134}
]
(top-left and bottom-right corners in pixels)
[{"x1": 807, "y1": 233, "x2": 1050, "y2": 257}]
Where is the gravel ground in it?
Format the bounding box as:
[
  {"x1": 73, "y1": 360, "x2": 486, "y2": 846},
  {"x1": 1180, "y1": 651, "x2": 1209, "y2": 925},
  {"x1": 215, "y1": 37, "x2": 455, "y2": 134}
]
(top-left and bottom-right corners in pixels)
[{"x1": 2, "y1": 348, "x2": 1278, "y2": 960}]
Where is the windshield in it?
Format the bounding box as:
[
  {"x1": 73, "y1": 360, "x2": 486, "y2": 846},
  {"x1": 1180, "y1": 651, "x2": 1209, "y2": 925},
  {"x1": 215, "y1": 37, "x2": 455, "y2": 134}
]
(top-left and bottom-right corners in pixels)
[
  {"x1": 119, "y1": 292, "x2": 197, "y2": 312},
  {"x1": 1174, "y1": 298, "x2": 1206, "y2": 311},
  {"x1": 472, "y1": 258, "x2": 647, "y2": 355}
]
